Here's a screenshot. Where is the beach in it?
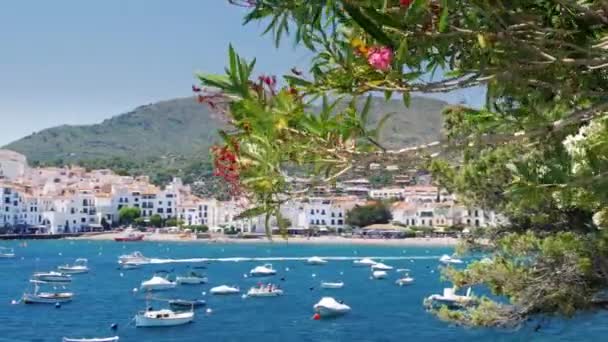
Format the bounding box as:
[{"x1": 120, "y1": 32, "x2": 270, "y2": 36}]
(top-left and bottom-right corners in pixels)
[{"x1": 70, "y1": 231, "x2": 458, "y2": 246}]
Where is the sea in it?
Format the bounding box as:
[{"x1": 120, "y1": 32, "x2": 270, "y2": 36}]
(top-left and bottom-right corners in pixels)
[{"x1": 0, "y1": 240, "x2": 606, "y2": 342}]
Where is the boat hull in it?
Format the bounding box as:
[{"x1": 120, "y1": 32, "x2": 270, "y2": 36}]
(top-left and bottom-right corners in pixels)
[
  {"x1": 135, "y1": 313, "x2": 193, "y2": 327},
  {"x1": 176, "y1": 277, "x2": 207, "y2": 285},
  {"x1": 314, "y1": 306, "x2": 350, "y2": 317},
  {"x1": 23, "y1": 293, "x2": 73, "y2": 304},
  {"x1": 321, "y1": 283, "x2": 344, "y2": 289},
  {"x1": 62, "y1": 337, "x2": 119, "y2": 342},
  {"x1": 33, "y1": 274, "x2": 71, "y2": 283},
  {"x1": 140, "y1": 284, "x2": 176, "y2": 291},
  {"x1": 114, "y1": 235, "x2": 144, "y2": 242},
  {"x1": 0, "y1": 254, "x2": 15, "y2": 258},
  {"x1": 246, "y1": 290, "x2": 283, "y2": 297},
  {"x1": 249, "y1": 272, "x2": 276, "y2": 277},
  {"x1": 58, "y1": 267, "x2": 89, "y2": 274}
]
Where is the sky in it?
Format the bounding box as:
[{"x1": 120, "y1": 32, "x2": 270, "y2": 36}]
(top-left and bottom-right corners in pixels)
[{"x1": 0, "y1": 0, "x2": 484, "y2": 146}]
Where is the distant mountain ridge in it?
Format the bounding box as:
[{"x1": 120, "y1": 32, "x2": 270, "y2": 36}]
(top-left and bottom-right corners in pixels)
[{"x1": 4, "y1": 96, "x2": 448, "y2": 165}]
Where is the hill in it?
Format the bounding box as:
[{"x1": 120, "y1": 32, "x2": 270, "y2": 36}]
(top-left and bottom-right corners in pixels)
[{"x1": 5, "y1": 96, "x2": 446, "y2": 162}]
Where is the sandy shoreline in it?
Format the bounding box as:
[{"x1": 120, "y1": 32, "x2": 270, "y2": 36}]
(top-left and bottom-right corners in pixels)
[{"x1": 69, "y1": 232, "x2": 458, "y2": 247}]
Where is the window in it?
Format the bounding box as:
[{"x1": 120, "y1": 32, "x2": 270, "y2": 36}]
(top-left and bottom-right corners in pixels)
[
  {"x1": 82, "y1": 199, "x2": 88, "y2": 206},
  {"x1": 474, "y1": 210, "x2": 479, "y2": 217},
  {"x1": 337, "y1": 219, "x2": 343, "y2": 225},
  {"x1": 167, "y1": 208, "x2": 172, "y2": 214},
  {"x1": 158, "y1": 201, "x2": 163, "y2": 205},
  {"x1": 310, "y1": 210, "x2": 314, "y2": 215},
  {"x1": 475, "y1": 219, "x2": 480, "y2": 227},
  {"x1": 338, "y1": 213, "x2": 343, "y2": 217},
  {"x1": 204, "y1": 205, "x2": 208, "y2": 210},
  {"x1": 81, "y1": 218, "x2": 86, "y2": 223},
  {"x1": 331, "y1": 219, "x2": 335, "y2": 225},
  {"x1": 134, "y1": 198, "x2": 139, "y2": 202},
  {"x1": 321, "y1": 210, "x2": 326, "y2": 215},
  {"x1": 157, "y1": 208, "x2": 164, "y2": 214},
  {"x1": 70, "y1": 208, "x2": 75, "y2": 214},
  {"x1": 421, "y1": 219, "x2": 425, "y2": 225},
  {"x1": 331, "y1": 213, "x2": 335, "y2": 217},
  {"x1": 321, "y1": 220, "x2": 326, "y2": 225},
  {"x1": 167, "y1": 201, "x2": 172, "y2": 206}
]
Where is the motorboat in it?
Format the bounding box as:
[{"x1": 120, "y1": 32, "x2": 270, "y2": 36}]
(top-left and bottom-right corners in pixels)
[
  {"x1": 33, "y1": 271, "x2": 72, "y2": 283},
  {"x1": 58, "y1": 258, "x2": 89, "y2": 274},
  {"x1": 210, "y1": 285, "x2": 240, "y2": 295},
  {"x1": 0, "y1": 247, "x2": 15, "y2": 258},
  {"x1": 249, "y1": 264, "x2": 277, "y2": 277},
  {"x1": 63, "y1": 337, "x2": 119, "y2": 342},
  {"x1": 140, "y1": 276, "x2": 176, "y2": 291},
  {"x1": 371, "y1": 262, "x2": 393, "y2": 271},
  {"x1": 313, "y1": 297, "x2": 351, "y2": 317},
  {"x1": 176, "y1": 272, "x2": 207, "y2": 285},
  {"x1": 372, "y1": 270, "x2": 388, "y2": 279},
  {"x1": 353, "y1": 258, "x2": 377, "y2": 267},
  {"x1": 114, "y1": 233, "x2": 144, "y2": 242},
  {"x1": 396, "y1": 276, "x2": 415, "y2": 286},
  {"x1": 439, "y1": 254, "x2": 464, "y2": 265},
  {"x1": 22, "y1": 280, "x2": 74, "y2": 304},
  {"x1": 306, "y1": 256, "x2": 328, "y2": 265},
  {"x1": 424, "y1": 287, "x2": 476, "y2": 309},
  {"x1": 169, "y1": 299, "x2": 206, "y2": 311},
  {"x1": 246, "y1": 284, "x2": 283, "y2": 297},
  {"x1": 321, "y1": 282, "x2": 344, "y2": 289},
  {"x1": 135, "y1": 309, "x2": 194, "y2": 327},
  {"x1": 118, "y1": 251, "x2": 149, "y2": 265}
]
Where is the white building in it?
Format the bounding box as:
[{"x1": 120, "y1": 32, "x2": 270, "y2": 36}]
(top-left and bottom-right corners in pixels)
[
  {"x1": 281, "y1": 196, "x2": 362, "y2": 230},
  {"x1": 0, "y1": 150, "x2": 28, "y2": 180}
]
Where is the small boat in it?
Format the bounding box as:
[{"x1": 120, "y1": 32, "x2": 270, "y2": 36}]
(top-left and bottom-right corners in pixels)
[
  {"x1": 58, "y1": 258, "x2": 89, "y2": 274},
  {"x1": 169, "y1": 299, "x2": 206, "y2": 310},
  {"x1": 313, "y1": 297, "x2": 351, "y2": 317},
  {"x1": 63, "y1": 337, "x2": 119, "y2": 342},
  {"x1": 246, "y1": 284, "x2": 283, "y2": 297},
  {"x1": 371, "y1": 262, "x2": 393, "y2": 271},
  {"x1": 114, "y1": 233, "x2": 144, "y2": 242},
  {"x1": 118, "y1": 251, "x2": 149, "y2": 265},
  {"x1": 396, "y1": 276, "x2": 415, "y2": 286},
  {"x1": 439, "y1": 254, "x2": 464, "y2": 265},
  {"x1": 210, "y1": 285, "x2": 240, "y2": 295},
  {"x1": 140, "y1": 276, "x2": 176, "y2": 291},
  {"x1": 424, "y1": 287, "x2": 476, "y2": 309},
  {"x1": 22, "y1": 280, "x2": 74, "y2": 304},
  {"x1": 0, "y1": 247, "x2": 15, "y2": 258},
  {"x1": 176, "y1": 272, "x2": 207, "y2": 285},
  {"x1": 306, "y1": 256, "x2": 328, "y2": 265},
  {"x1": 249, "y1": 264, "x2": 277, "y2": 277},
  {"x1": 135, "y1": 309, "x2": 194, "y2": 327},
  {"x1": 33, "y1": 271, "x2": 72, "y2": 283},
  {"x1": 321, "y1": 282, "x2": 344, "y2": 289},
  {"x1": 353, "y1": 258, "x2": 377, "y2": 267},
  {"x1": 372, "y1": 270, "x2": 388, "y2": 279}
]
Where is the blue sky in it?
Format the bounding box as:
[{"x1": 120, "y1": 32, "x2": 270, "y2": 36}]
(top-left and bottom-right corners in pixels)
[{"x1": 0, "y1": 0, "x2": 483, "y2": 146}]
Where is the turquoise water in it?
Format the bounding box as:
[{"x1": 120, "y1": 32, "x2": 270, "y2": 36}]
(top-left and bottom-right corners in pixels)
[{"x1": 0, "y1": 240, "x2": 606, "y2": 341}]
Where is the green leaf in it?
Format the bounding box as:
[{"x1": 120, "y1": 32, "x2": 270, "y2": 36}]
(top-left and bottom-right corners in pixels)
[
  {"x1": 284, "y1": 75, "x2": 313, "y2": 87},
  {"x1": 402, "y1": 92, "x2": 411, "y2": 107},
  {"x1": 439, "y1": 0, "x2": 449, "y2": 32},
  {"x1": 342, "y1": 4, "x2": 394, "y2": 47}
]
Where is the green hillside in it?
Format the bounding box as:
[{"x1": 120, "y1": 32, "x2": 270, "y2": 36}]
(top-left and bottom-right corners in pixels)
[{"x1": 4, "y1": 95, "x2": 447, "y2": 194}]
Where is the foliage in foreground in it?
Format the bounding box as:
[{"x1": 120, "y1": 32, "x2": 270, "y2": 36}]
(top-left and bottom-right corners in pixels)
[{"x1": 198, "y1": 0, "x2": 608, "y2": 326}]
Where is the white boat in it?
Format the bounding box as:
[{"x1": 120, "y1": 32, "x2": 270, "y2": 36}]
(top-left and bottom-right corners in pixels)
[
  {"x1": 439, "y1": 254, "x2": 464, "y2": 265},
  {"x1": 210, "y1": 285, "x2": 240, "y2": 295},
  {"x1": 135, "y1": 309, "x2": 194, "y2": 327},
  {"x1": 118, "y1": 251, "x2": 149, "y2": 265},
  {"x1": 372, "y1": 270, "x2": 388, "y2": 279},
  {"x1": 424, "y1": 287, "x2": 475, "y2": 308},
  {"x1": 140, "y1": 276, "x2": 176, "y2": 291},
  {"x1": 33, "y1": 271, "x2": 72, "y2": 283},
  {"x1": 176, "y1": 272, "x2": 207, "y2": 285},
  {"x1": 63, "y1": 337, "x2": 119, "y2": 342},
  {"x1": 396, "y1": 276, "x2": 415, "y2": 286},
  {"x1": 353, "y1": 258, "x2": 377, "y2": 267},
  {"x1": 306, "y1": 256, "x2": 328, "y2": 265},
  {"x1": 321, "y1": 282, "x2": 344, "y2": 289},
  {"x1": 246, "y1": 284, "x2": 283, "y2": 297},
  {"x1": 58, "y1": 258, "x2": 89, "y2": 274},
  {"x1": 249, "y1": 264, "x2": 277, "y2": 277},
  {"x1": 371, "y1": 262, "x2": 393, "y2": 271},
  {"x1": 313, "y1": 297, "x2": 351, "y2": 317},
  {"x1": 0, "y1": 247, "x2": 15, "y2": 258},
  {"x1": 22, "y1": 281, "x2": 73, "y2": 304}
]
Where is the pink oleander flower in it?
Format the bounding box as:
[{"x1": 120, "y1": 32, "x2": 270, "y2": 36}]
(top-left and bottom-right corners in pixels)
[{"x1": 367, "y1": 46, "x2": 393, "y2": 71}]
